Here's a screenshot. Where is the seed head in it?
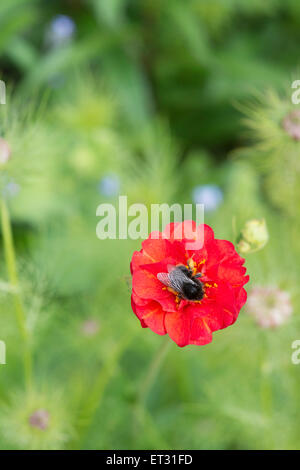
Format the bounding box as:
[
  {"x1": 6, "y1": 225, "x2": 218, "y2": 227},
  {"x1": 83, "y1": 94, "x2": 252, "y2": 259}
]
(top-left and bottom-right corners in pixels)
[
  {"x1": 29, "y1": 409, "x2": 50, "y2": 431},
  {"x1": 247, "y1": 286, "x2": 292, "y2": 328},
  {"x1": 81, "y1": 318, "x2": 100, "y2": 337}
]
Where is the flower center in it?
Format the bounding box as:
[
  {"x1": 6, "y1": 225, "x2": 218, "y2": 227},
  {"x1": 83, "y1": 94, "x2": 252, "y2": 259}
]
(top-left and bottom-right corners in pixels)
[{"x1": 165, "y1": 258, "x2": 218, "y2": 308}]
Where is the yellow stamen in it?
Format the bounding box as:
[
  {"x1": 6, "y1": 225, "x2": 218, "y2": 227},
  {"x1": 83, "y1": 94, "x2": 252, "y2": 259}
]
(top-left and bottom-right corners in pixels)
[
  {"x1": 167, "y1": 286, "x2": 179, "y2": 296},
  {"x1": 175, "y1": 294, "x2": 181, "y2": 309},
  {"x1": 187, "y1": 258, "x2": 198, "y2": 276},
  {"x1": 187, "y1": 258, "x2": 195, "y2": 269},
  {"x1": 204, "y1": 282, "x2": 218, "y2": 289}
]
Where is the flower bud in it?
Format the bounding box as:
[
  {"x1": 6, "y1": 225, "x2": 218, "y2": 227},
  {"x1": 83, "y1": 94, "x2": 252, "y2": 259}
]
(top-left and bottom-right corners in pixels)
[
  {"x1": 237, "y1": 218, "x2": 269, "y2": 253},
  {"x1": 236, "y1": 239, "x2": 251, "y2": 254},
  {"x1": 0, "y1": 138, "x2": 11, "y2": 165}
]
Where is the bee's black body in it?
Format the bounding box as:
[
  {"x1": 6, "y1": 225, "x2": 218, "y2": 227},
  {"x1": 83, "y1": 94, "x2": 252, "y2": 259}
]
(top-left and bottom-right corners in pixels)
[{"x1": 158, "y1": 264, "x2": 204, "y2": 301}]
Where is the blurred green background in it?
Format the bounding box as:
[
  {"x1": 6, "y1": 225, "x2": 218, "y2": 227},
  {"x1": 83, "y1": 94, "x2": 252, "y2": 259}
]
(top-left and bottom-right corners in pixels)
[{"x1": 0, "y1": 0, "x2": 299, "y2": 450}]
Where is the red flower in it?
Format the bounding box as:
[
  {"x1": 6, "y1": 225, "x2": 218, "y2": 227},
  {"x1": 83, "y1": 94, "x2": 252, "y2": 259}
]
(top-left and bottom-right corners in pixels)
[{"x1": 130, "y1": 221, "x2": 249, "y2": 347}]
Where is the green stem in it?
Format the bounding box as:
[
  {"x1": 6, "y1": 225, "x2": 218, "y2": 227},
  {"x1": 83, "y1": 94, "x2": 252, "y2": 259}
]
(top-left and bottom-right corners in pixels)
[
  {"x1": 232, "y1": 215, "x2": 237, "y2": 241},
  {"x1": 260, "y1": 332, "x2": 273, "y2": 446},
  {"x1": 260, "y1": 364, "x2": 272, "y2": 417},
  {"x1": 138, "y1": 336, "x2": 171, "y2": 406},
  {"x1": 133, "y1": 337, "x2": 171, "y2": 447},
  {"x1": 1, "y1": 198, "x2": 32, "y2": 391},
  {"x1": 70, "y1": 335, "x2": 133, "y2": 449}
]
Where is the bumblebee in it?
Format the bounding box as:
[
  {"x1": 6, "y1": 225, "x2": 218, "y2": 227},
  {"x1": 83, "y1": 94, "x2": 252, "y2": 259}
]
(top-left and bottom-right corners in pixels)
[{"x1": 157, "y1": 263, "x2": 204, "y2": 301}]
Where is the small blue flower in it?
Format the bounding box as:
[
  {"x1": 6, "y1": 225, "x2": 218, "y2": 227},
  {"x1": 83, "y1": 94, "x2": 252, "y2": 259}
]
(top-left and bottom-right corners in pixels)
[
  {"x1": 3, "y1": 180, "x2": 20, "y2": 199},
  {"x1": 192, "y1": 184, "x2": 223, "y2": 212},
  {"x1": 47, "y1": 15, "x2": 76, "y2": 46},
  {"x1": 98, "y1": 174, "x2": 120, "y2": 197}
]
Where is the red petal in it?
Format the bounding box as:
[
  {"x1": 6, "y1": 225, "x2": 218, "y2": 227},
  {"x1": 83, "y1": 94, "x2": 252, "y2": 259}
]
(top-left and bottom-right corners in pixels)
[
  {"x1": 235, "y1": 287, "x2": 248, "y2": 311},
  {"x1": 132, "y1": 290, "x2": 149, "y2": 306},
  {"x1": 204, "y1": 239, "x2": 249, "y2": 289},
  {"x1": 132, "y1": 270, "x2": 177, "y2": 312},
  {"x1": 131, "y1": 250, "x2": 152, "y2": 272},
  {"x1": 185, "y1": 303, "x2": 223, "y2": 332},
  {"x1": 131, "y1": 296, "x2": 148, "y2": 328},
  {"x1": 173, "y1": 220, "x2": 197, "y2": 240},
  {"x1": 189, "y1": 317, "x2": 213, "y2": 345},
  {"x1": 142, "y1": 237, "x2": 186, "y2": 264},
  {"x1": 164, "y1": 310, "x2": 192, "y2": 347},
  {"x1": 141, "y1": 238, "x2": 170, "y2": 263},
  {"x1": 162, "y1": 222, "x2": 188, "y2": 240},
  {"x1": 218, "y1": 262, "x2": 247, "y2": 286},
  {"x1": 131, "y1": 296, "x2": 137, "y2": 314},
  {"x1": 184, "y1": 224, "x2": 214, "y2": 256},
  {"x1": 135, "y1": 301, "x2": 166, "y2": 335},
  {"x1": 200, "y1": 224, "x2": 215, "y2": 244},
  {"x1": 205, "y1": 281, "x2": 239, "y2": 325},
  {"x1": 214, "y1": 239, "x2": 244, "y2": 264}
]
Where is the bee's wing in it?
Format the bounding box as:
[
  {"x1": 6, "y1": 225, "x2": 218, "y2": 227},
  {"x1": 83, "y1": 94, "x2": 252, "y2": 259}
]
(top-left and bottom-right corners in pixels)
[
  {"x1": 157, "y1": 272, "x2": 172, "y2": 287},
  {"x1": 170, "y1": 267, "x2": 195, "y2": 294}
]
